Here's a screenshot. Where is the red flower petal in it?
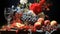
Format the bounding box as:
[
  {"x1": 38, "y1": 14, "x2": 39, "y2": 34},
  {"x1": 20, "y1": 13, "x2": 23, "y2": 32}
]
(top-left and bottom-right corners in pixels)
[{"x1": 29, "y1": 0, "x2": 45, "y2": 15}]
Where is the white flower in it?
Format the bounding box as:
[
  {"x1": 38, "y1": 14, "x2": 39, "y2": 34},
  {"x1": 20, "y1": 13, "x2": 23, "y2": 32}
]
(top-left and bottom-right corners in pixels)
[
  {"x1": 15, "y1": 6, "x2": 23, "y2": 14},
  {"x1": 16, "y1": 6, "x2": 21, "y2": 13},
  {"x1": 20, "y1": 0, "x2": 28, "y2": 4}
]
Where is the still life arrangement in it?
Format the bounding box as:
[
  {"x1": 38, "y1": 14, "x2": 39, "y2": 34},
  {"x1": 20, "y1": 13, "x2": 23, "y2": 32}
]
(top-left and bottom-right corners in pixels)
[{"x1": 0, "y1": 0, "x2": 59, "y2": 34}]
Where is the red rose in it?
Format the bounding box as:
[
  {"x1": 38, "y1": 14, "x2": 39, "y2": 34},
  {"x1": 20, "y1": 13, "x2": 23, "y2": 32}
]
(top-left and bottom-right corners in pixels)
[
  {"x1": 29, "y1": 0, "x2": 45, "y2": 15},
  {"x1": 29, "y1": 3, "x2": 42, "y2": 15}
]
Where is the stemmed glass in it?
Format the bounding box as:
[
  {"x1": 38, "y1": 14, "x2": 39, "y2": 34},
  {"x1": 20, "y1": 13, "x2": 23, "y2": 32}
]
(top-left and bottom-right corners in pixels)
[{"x1": 4, "y1": 8, "x2": 12, "y2": 27}]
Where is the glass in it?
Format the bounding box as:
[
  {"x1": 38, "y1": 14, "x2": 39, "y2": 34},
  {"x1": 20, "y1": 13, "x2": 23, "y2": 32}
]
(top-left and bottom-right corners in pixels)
[{"x1": 4, "y1": 8, "x2": 12, "y2": 27}]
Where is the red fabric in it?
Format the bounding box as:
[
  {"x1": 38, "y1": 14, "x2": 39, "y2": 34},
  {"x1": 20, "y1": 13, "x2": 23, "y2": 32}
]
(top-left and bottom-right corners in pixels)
[
  {"x1": 29, "y1": 0, "x2": 45, "y2": 15},
  {"x1": 19, "y1": 25, "x2": 25, "y2": 30},
  {"x1": 15, "y1": 18, "x2": 22, "y2": 23},
  {"x1": 11, "y1": 23, "x2": 16, "y2": 27},
  {"x1": 31, "y1": 27, "x2": 36, "y2": 32},
  {"x1": 24, "y1": 25, "x2": 30, "y2": 30}
]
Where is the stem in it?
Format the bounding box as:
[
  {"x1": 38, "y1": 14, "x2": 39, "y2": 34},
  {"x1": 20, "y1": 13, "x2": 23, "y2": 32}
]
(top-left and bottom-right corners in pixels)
[
  {"x1": 37, "y1": 0, "x2": 39, "y2": 3},
  {"x1": 8, "y1": 21, "x2": 10, "y2": 27}
]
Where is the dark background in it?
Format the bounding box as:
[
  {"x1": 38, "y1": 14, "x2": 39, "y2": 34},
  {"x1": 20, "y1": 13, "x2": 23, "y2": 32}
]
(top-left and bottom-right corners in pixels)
[{"x1": 0, "y1": 0, "x2": 60, "y2": 26}]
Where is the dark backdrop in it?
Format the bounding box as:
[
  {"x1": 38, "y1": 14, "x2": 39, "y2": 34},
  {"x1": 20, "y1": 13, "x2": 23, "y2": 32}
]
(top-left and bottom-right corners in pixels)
[
  {"x1": 0, "y1": 0, "x2": 8, "y2": 26},
  {"x1": 48, "y1": 0, "x2": 60, "y2": 23},
  {"x1": 0, "y1": 0, "x2": 60, "y2": 26}
]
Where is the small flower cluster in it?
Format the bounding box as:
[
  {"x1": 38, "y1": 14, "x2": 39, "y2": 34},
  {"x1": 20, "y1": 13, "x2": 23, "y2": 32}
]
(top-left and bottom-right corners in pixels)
[{"x1": 20, "y1": 0, "x2": 28, "y2": 5}]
